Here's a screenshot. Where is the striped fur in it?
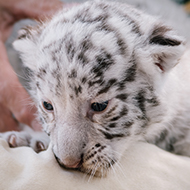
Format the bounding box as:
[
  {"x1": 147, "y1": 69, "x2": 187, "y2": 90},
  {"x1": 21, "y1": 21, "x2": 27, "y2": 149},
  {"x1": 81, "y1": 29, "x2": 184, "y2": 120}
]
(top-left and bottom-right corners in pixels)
[{"x1": 13, "y1": 0, "x2": 189, "y2": 177}]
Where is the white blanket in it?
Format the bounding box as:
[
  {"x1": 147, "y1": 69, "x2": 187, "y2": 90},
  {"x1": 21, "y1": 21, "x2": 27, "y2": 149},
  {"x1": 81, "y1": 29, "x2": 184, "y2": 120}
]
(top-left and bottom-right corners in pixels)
[{"x1": 0, "y1": 138, "x2": 190, "y2": 190}]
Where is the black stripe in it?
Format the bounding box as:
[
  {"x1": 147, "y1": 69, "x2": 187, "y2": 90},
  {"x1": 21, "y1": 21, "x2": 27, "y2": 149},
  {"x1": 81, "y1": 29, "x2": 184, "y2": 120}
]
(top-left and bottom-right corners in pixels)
[
  {"x1": 91, "y1": 51, "x2": 115, "y2": 77},
  {"x1": 99, "y1": 130, "x2": 125, "y2": 140},
  {"x1": 123, "y1": 121, "x2": 133, "y2": 128},
  {"x1": 74, "y1": 85, "x2": 82, "y2": 96},
  {"x1": 149, "y1": 25, "x2": 181, "y2": 46},
  {"x1": 36, "y1": 82, "x2": 41, "y2": 90},
  {"x1": 110, "y1": 116, "x2": 121, "y2": 122},
  {"x1": 150, "y1": 36, "x2": 181, "y2": 46},
  {"x1": 134, "y1": 90, "x2": 146, "y2": 114},
  {"x1": 122, "y1": 63, "x2": 136, "y2": 82},
  {"x1": 108, "y1": 123, "x2": 116, "y2": 128},
  {"x1": 116, "y1": 94, "x2": 128, "y2": 102},
  {"x1": 68, "y1": 69, "x2": 77, "y2": 78},
  {"x1": 81, "y1": 77, "x2": 87, "y2": 84},
  {"x1": 119, "y1": 106, "x2": 128, "y2": 117},
  {"x1": 88, "y1": 78, "x2": 105, "y2": 87},
  {"x1": 97, "y1": 78, "x2": 117, "y2": 95}
]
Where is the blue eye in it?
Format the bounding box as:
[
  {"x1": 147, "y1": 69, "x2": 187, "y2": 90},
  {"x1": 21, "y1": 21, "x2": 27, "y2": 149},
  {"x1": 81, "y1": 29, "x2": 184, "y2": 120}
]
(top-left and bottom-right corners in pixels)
[
  {"x1": 91, "y1": 101, "x2": 108, "y2": 112},
  {"x1": 43, "y1": 101, "x2": 53, "y2": 111}
]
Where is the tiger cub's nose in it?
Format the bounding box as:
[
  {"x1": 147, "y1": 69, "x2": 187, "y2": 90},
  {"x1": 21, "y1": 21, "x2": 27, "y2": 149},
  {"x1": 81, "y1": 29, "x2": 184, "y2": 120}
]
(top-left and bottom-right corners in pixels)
[{"x1": 55, "y1": 155, "x2": 82, "y2": 169}]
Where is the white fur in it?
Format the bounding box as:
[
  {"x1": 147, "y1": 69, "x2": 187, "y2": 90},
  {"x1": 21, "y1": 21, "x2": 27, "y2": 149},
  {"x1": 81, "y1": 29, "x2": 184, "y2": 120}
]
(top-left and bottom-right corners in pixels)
[{"x1": 1, "y1": 0, "x2": 190, "y2": 177}]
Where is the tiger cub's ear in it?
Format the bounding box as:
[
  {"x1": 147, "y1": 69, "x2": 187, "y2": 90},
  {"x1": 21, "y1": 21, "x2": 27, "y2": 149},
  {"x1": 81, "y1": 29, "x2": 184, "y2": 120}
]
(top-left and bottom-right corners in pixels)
[
  {"x1": 13, "y1": 24, "x2": 44, "y2": 71},
  {"x1": 149, "y1": 24, "x2": 186, "y2": 72}
]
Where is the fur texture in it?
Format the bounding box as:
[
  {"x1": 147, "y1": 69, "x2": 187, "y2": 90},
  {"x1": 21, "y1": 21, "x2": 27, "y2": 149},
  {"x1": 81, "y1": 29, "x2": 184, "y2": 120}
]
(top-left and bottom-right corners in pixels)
[{"x1": 2, "y1": 0, "x2": 190, "y2": 176}]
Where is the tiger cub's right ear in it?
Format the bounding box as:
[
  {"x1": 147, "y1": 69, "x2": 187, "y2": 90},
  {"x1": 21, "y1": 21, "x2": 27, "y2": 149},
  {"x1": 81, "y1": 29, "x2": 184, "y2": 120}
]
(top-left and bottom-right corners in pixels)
[{"x1": 13, "y1": 24, "x2": 44, "y2": 70}]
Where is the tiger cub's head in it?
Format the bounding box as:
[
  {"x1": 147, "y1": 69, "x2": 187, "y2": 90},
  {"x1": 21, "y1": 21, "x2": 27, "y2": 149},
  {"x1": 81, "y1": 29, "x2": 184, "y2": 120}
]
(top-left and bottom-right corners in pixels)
[{"x1": 13, "y1": 0, "x2": 185, "y2": 177}]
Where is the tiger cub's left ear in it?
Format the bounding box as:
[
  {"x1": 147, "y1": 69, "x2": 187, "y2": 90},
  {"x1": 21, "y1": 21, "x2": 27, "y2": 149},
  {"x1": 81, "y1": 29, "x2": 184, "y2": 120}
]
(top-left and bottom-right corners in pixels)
[{"x1": 149, "y1": 24, "x2": 186, "y2": 72}]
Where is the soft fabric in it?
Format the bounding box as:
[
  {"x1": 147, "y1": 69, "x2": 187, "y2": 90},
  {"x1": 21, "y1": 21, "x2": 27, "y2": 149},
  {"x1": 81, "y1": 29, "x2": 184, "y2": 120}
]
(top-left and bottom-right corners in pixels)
[{"x1": 0, "y1": 138, "x2": 190, "y2": 190}]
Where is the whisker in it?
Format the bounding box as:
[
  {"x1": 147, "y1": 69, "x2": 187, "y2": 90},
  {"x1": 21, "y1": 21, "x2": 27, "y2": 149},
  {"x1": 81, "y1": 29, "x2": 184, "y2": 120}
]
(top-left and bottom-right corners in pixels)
[
  {"x1": 109, "y1": 159, "x2": 116, "y2": 174},
  {"x1": 87, "y1": 162, "x2": 98, "y2": 182},
  {"x1": 103, "y1": 154, "x2": 127, "y2": 186},
  {"x1": 11, "y1": 68, "x2": 29, "y2": 81},
  {"x1": 103, "y1": 155, "x2": 116, "y2": 175},
  {"x1": 111, "y1": 149, "x2": 129, "y2": 161},
  {"x1": 16, "y1": 73, "x2": 29, "y2": 81},
  {"x1": 101, "y1": 164, "x2": 104, "y2": 179},
  {"x1": 114, "y1": 161, "x2": 127, "y2": 179},
  {"x1": 82, "y1": 168, "x2": 91, "y2": 181},
  {"x1": 105, "y1": 149, "x2": 128, "y2": 179}
]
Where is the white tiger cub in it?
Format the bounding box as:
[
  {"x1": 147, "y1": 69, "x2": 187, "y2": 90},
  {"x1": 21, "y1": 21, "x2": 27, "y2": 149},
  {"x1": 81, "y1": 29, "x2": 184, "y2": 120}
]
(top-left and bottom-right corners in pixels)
[{"x1": 1, "y1": 0, "x2": 190, "y2": 176}]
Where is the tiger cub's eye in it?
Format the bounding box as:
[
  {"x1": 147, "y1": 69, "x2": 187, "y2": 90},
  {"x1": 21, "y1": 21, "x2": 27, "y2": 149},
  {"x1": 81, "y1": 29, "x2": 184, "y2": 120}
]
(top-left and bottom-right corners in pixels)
[
  {"x1": 43, "y1": 101, "x2": 54, "y2": 111},
  {"x1": 91, "y1": 101, "x2": 108, "y2": 112}
]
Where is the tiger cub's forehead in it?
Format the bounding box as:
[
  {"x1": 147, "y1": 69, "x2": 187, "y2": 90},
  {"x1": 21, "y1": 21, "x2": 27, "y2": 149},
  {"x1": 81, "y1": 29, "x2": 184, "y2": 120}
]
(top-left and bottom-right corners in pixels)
[
  {"x1": 38, "y1": 0, "x2": 140, "y2": 67},
  {"x1": 35, "y1": 1, "x2": 142, "y2": 100}
]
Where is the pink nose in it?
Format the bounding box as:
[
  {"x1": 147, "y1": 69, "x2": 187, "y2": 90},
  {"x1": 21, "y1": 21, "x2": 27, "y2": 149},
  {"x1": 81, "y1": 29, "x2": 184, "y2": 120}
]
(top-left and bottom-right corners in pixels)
[
  {"x1": 64, "y1": 160, "x2": 81, "y2": 169},
  {"x1": 55, "y1": 155, "x2": 82, "y2": 169}
]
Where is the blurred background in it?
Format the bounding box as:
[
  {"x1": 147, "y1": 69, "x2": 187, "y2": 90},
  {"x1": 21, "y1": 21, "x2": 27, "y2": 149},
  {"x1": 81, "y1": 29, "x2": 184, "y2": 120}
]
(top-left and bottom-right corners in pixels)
[{"x1": 5, "y1": 0, "x2": 190, "y2": 86}]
